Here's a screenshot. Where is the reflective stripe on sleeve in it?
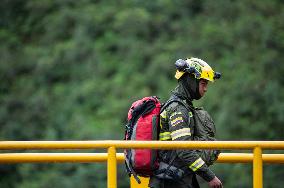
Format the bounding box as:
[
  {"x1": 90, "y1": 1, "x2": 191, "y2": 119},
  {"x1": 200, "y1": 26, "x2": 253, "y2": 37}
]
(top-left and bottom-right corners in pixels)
[
  {"x1": 189, "y1": 158, "x2": 205, "y2": 172},
  {"x1": 170, "y1": 128, "x2": 191, "y2": 140},
  {"x1": 159, "y1": 132, "x2": 171, "y2": 141}
]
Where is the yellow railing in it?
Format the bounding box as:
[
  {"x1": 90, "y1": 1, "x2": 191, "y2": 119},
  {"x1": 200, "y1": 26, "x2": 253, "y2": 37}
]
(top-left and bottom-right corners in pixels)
[
  {"x1": 1, "y1": 153, "x2": 284, "y2": 164},
  {"x1": 0, "y1": 141, "x2": 284, "y2": 188}
]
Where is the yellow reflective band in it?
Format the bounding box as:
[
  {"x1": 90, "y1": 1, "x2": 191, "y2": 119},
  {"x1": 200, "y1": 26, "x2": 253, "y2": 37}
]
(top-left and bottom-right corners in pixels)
[
  {"x1": 159, "y1": 136, "x2": 171, "y2": 141},
  {"x1": 170, "y1": 128, "x2": 191, "y2": 140},
  {"x1": 159, "y1": 132, "x2": 171, "y2": 136},
  {"x1": 159, "y1": 132, "x2": 171, "y2": 141},
  {"x1": 169, "y1": 112, "x2": 182, "y2": 119},
  {"x1": 189, "y1": 158, "x2": 205, "y2": 172},
  {"x1": 160, "y1": 120, "x2": 163, "y2": 129},
  {"x1": 160, "y1": 110, "x2": 167, "y2": 119}
]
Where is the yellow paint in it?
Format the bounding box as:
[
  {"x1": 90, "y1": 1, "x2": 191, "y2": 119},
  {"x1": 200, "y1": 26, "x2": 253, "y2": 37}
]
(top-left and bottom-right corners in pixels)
[
  {"x1": 0, "y1": 153, "x2": 283, "y2": 164},
  {"x1": 0, "y1": 153, "x2": 124, "y2": 163},
  {"x1": 108, "y1": 147, "x2": 117, "y2": 188},
  {"x1": 0, "y1": 140, "x2": 284, "y2": 150},
  {"x1": 130, "y1": 176, "x2": 149, "y2": 188},
  {"x1": 253, "y1": 147, "x2": 263, "y2": 188},
  {"x1": 0, "y1": 141, "x2": 283, "y2": 188}
]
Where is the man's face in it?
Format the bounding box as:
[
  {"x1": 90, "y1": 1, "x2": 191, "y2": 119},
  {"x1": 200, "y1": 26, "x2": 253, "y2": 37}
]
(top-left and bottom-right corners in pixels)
[{"x1": 199, "y1": 79, "x2": 209, "y2": 97}]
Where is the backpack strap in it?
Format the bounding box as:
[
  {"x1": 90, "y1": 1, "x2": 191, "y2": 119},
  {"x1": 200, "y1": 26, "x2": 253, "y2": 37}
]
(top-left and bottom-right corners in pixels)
[
  {"x1": 161, "y1": 97, "x2": 193, "y2": 114},
  {"x1": 124, "y1": 158, "x2": 141, "y2": 184}
]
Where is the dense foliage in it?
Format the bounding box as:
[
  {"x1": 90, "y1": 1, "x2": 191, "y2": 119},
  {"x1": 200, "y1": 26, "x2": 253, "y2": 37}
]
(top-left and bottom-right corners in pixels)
[{"x1": 1, "y1": 0, "x2": 283, "y2": 187}]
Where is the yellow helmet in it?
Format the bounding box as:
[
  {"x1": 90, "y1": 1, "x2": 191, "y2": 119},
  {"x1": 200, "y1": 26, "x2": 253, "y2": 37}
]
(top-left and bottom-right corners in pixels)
[{"x1": 175, "y1": 57, "x2": 221, "y2": 82}]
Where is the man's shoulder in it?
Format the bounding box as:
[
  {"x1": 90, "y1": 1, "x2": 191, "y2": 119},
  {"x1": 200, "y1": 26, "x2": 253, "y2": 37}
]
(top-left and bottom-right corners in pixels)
[{"x1": 164, "y1": 100, "x2": 191, "y2": 114}]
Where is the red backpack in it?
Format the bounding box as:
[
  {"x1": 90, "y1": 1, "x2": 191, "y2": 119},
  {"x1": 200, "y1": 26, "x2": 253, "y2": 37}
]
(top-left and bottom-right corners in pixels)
[
  {"x1": 124, "y1": 96, "x2": 161, "y2": 183},
  {"x1": 124, "y1": 96, "x2": 189, "y2": 183}
]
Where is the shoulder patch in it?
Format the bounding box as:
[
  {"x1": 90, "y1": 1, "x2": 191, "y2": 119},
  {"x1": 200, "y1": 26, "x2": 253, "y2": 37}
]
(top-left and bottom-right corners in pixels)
[
  {"x1": 170, "y1": 117, "x2": 184, "y2": 127},
  {"x1": 169, "y1": 111, "x2": 184, "y2": 127},
  {"x1": 169, "y1": 112, "x2": 182, "y2": 119}
]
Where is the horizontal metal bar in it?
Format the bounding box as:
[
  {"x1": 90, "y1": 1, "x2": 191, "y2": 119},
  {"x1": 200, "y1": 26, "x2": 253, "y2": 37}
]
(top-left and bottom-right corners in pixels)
[
  {"x1": 0, "y1": 141, "x2": 284, "y2": 150},
  {"x1": 217, "y1": 153, "x2": 284, "y2": 164},
  {"x1": 0, "y1": 153, "x2": 284, "y2": 164},
  {"x1": 0, "y1": 153, "x2": 125, "y2": 163}
]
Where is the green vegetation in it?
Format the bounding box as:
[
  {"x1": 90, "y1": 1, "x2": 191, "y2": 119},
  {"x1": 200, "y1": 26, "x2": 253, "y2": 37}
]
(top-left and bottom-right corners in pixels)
[{"x1": 1, "y1": 0, "x2": 283, "y2": 187}]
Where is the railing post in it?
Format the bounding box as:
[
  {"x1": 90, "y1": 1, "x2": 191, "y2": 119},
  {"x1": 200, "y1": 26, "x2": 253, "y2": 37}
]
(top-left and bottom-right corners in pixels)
[
  {"x1": 108, "y1": 146, "x2": 117, "y2": 188},
  {"x1": 253, "y1": 146, "x2": 263, "y2": 188}
]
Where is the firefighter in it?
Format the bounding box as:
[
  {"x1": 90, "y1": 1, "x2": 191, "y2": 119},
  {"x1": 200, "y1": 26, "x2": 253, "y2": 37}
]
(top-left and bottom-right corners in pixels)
[{"x1": 149, "y1": 58, "x2": 222, "y2": 188}]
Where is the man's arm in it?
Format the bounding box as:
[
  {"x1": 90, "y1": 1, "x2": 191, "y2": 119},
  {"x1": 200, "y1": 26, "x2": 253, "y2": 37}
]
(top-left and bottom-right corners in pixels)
[
  {"x1": 194, "y1": 109, "x2": 220, "y2": 166},
  {"x1": 194, "y1": 137, "x2": 220, "y2": 166},
  {"x1": 167, "y1": 105, "x2": 216, "y2": 182}
]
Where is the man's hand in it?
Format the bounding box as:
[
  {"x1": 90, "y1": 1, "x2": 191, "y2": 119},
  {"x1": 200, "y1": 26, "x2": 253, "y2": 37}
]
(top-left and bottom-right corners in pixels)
[{"x1": 208, "y1": 176, "x2": 223, "y2": 188}]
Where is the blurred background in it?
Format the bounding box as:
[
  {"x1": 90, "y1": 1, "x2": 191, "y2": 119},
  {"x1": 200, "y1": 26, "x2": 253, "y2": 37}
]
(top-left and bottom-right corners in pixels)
[{"x1": 0, "y1": 0, "x2": 283, "y2": 187}]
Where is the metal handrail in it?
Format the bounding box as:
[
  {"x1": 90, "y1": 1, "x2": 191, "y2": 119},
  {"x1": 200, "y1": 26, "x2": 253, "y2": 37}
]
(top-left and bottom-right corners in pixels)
[
  {"x1": 0, "y1": 153, "x2": 284, "y2": 163},
  {"x1": 1, "y1": 140, "x2": 284, "y2": 150},
  {"x1": 1, "y1": 140, "x2": 284, "y2": 188}
]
